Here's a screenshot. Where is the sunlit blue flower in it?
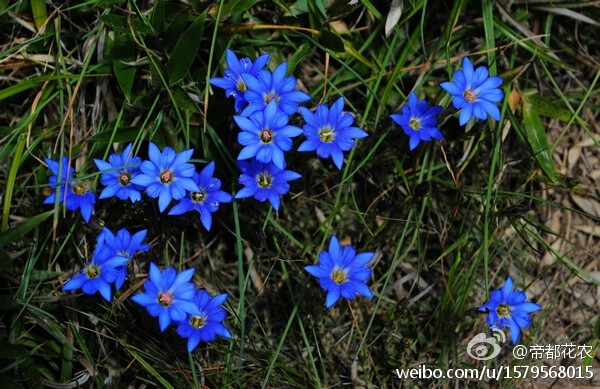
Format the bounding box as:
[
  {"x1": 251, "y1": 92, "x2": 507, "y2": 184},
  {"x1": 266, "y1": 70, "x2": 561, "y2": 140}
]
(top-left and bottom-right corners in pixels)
[
  {"x1": 479, "y1": 276, "x2": 541, "y2": 344},
  {"x1": 234, "y1": 100, "x2": 303, "y2": 169},
  {"x1": 43, "y1": 157, "x2": 96, "y2": 223},
  {"x1": 131, "y1": 262, "x2": 201, "y2": 332},
  {"x1": 168, "y1": 162, "x2": 232, "y2": 231},
  {"x1": 176, "y1": 290, "x2": 232, "y2": 352},
  {"x1": 96, "y1": 227, "x2": 150, "y2": 290},
  {"x1": 130, "y1": 142, "x2": 200, "y2": 213},
  {"x1": 298, "y1": 97, "x2": 368, "y2": 169},
  {"x1": 305, "y1": 236, "x2": 374, "y2": 308},
  {"x1": 390, "y1": 92, "x2": 443, "y2": 150},
  {"x1": 210, "y1": 49, "x2": 270, "y2": 112},
  {"x1": 63, "y1": 245, "x2": 129, "y2": 301},
  {"x1": 235, "y1": 159, "x2": 301, "y2": 211},
  {"x1": 241, "y1": 61, "x2": 310, "y2": 117},
  {"x1": 94, "y1": 143, "x2": 144, "y2": 202},
  {"x1": 440, "y1": 57, "x2": 504, "y2": 125}
]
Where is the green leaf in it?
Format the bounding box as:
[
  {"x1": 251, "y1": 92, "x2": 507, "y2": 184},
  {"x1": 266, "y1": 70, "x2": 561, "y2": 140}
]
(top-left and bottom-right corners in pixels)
[
  {"x1": 125, "y1": 348, "x2": 174, "y2": 389},
  {"x1": 99, "y1": 14, "x2": 152, "y2": 34},
  {"x1": 0, "y1": 342, "x2": 28, "y2": 359},
  {"x1": 0, "y1": 211, "x2": 53, "y2": 248},
  {"x1": 29, "y1": 270, "x2": 62, "y2": 282},
  {"x1": 318, "y1": 30, "x2": 345, "y2": 52},
  {"x1": 221, "y1": 0, "x2": 262, "y2": 17},
  {"x1": 522, "y1": 96, "x2": 561, "y2": 185},
  {"x1": 287, "y1": 42, "x2": 312, "y2": 73},
  {"x1": 26, "y1": 307, "x2": 70, "y2": 346},
  {"x1": 166, "y1": 12, "x2": 206, "y2": 84},
  {"x1": 171, "y1": 87, "x2": 200, "y2": 113},
  {"x1": 112, "y1": 34, "x2": 137, "y2": 101},
  {"x1": 29, "y1": 0, "x2": 47, "y2": 30},
  {"x1": 151, "y1": 0, "x2": 165, "y2": 32},
  {"x1": 525, "y1": 94, "x2": 572, "y2": 122},
  {"x1": 91, "y1": 126, "x2": 142, "y2": 143}
]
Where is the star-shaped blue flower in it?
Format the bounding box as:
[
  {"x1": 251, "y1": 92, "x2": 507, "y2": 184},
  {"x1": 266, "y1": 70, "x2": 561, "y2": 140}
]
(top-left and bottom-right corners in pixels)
[
  {"x1": 240, "y1": 61, "x2": 311, "y2": 117},
  {"x1": 176, "y1": 290, "x2": 232, "y2": 352},
  {"x1": 94, "y1": 143, "x2": 144, "y2": 203},
  {"x1": 96, "y1": 227, "x2": 150, "y2": 290},
  {"x1": 235, "y1": 159, "x2": 301, "y2": 211},
  {"x1": 440, "y1": 57, "x2": 504, "y2": 125},
  {"x1": 298, "y1": 97, "x2": 368, "y2": 169},
  {"x1": 210, "y1": 49, "x2": 270, "y2": 112},
  {"x1": 168, "y1": 162, "x2": 232, "y2": 231},
  {"x1": 234, "y1": 99, "x2": 303, "y2": 169},
  {"x1": 63, "y1": 244, "x2": 129, "y2": 301},
  {"x1": 390, "y1": 92, "x2": 443, "y2": 150},
  {"x1": 131, "y1": 262, "x2": 202, "y2": 332},
  {"x1": 43, "y1": 157, "x2": 96, "y2": 223},
  {"x1": 478, "y1": 276, "x2": 541, "y2": 344},
  {"x1": 305, "y1": 236, "x2": 374, "y2": 308},
  {"x1": 130, "y1": 142, "x2": 200, "y2": 213}
]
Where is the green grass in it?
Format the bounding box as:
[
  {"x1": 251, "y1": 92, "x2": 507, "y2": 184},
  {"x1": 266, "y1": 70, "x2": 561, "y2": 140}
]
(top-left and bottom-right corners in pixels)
[{"x1": 1, "y1": 0, "x2": 599, "y2": 388}]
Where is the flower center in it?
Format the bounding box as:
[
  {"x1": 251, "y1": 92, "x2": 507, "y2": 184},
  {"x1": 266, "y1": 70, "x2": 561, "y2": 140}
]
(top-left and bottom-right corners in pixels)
[
  {"x1": 318, "y1": 126, "x2": 336, "y2": 143},
  {"x1": 464, "y1": 89, "x2": 476, "y2": 102},
  {"x1": 190, "y1": 315, "x2": 207, "y2": 329},
  {"x1": 84, "y1": 264, "x2": 100, "y2": 278},
  {"x1": 408, "y1": 117, "x2": 421, "y2": 131},
  {"x1": 264, "y1": 92, "x2": 279, "y2": 104},
  {"x1": 191, "y1": 190, "x2": 206, "y2": 203},
  {"x1": 72, "y1": 183, "x2": 87, "y2": 195},
  {"x1": 158, "y1": 292, "x2": 173, "y2": 307},
  {"x1": 160, "y1": 170, "x2": 173, "y2": 184},
  {"x1": 330, "y1": 267, "x2": 347, "y2": 285},
  {"x1": 260, "y1": 129, "x2": 274, "y2": 144},
  {"x1": 119, "y1": 171, "x2": 131, "y2": 186},
  {"x1": 257, "y1": 172, "x2": 273, "y2": 188},
  {"x1": 237, "y1": 78, "x2": 247, "y2": 92},
  {"x1": 496, "y1": 303, "x2": 510, "y2": 318}
]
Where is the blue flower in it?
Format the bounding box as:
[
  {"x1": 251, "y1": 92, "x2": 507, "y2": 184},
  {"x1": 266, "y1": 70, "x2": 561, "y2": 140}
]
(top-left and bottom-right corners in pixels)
[
  {"x1": 234, "y1": 100, "x2": 303, "y2": 169},
  {"x1": 440, "y1": 57, "x2": 504, "y2": 125},
  {"x1": 390, "y1": 92, "x2": 443, "y2": 150},
  {"x1": 168, "y1": 162, "x2": 232, "y2": 231},
  {"x1": 298, "y1": 97, "x2": 368, "y2": 169},
  {"x1": 43, "y1": 157, "x2": 96, "y2": 223},
  {"x1": 131, "y1": 262, "x2": 202, "y2": 332},
  {"x1": 235, "y1": 159, "x2": 301, "y2": 211},
  {"x1": 63, "y1": 244, "x2": 129, "y2": 301},
  {"x1": 176, "y1": 290, "x2": 232, "y2": 352},
  {"x1": 130, "y1": 142, "x2": 200, "y2": 213},
  {"x1": 240, "y1": 61, "x2": 311, "y2": 117},
  {"x1": 478, "y1": 277, "x2": 541, "y2": 344},
  {"x1": 210, "y1": 49, "x2": 270, "y2": 112},
  {"x1": 96, "y1": 227, "x2": 150, "y2": 290},
  {"x1": 94, "y1": 143, "x2": 144, "y2": 202},
  {"x1": 305, "y1": 236, "x2": 374, "y2": 308}
]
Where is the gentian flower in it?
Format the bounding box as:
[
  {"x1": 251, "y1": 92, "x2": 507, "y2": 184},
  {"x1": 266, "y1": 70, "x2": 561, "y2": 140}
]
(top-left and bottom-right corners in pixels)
[
  {"x1": 235, "y1": 159, "x2": 301, "y2": 211},
  {"x1": 176, "y1": 290, "x2": 232, "y2": 352},
  {"x1": 478, "y1": 276, "x2": 541, "y2": 344},
  {"x1": 96, "y1": 227, "x2": 150, "y2": 290},
  {"x1": 305, "y1": 236, "x2": 373, "y2": 308},
  {"x1": 210, "y1": 49, "x2": 270, "y2": 112},
  {"x1": 63, "y1": 244, "x2": 129, "y2": 301},
  {"x1": 234, "y1": 100, "x2": 303, "y2": 169},
  {"x1": 298, "y1": 97, "x2": 368, "y2": 169},
  {"x1": 240, "y1": 61, "x2": 311, "y2": 117},
  {"x1": 440, "y1": 57, "x2": 504, "y2": 125},
  {"x1": 131, "y1": 262, "x2": 201, "y2": 332},
  {"x1": 390, "y1": 92, "x2": 443, "y2": 150},
  {"x1": 130, "y1": 142, "x2": 200, "y2": 213},
  {"x1": 168, "y1": 162, "x2": 232, "y2": 231},
  {"x1": 43, "y1": 157, "x2": 96, "y2": 223},
  {"x1": 94, "y1": 143, "x2": 144, "y2": 202}
]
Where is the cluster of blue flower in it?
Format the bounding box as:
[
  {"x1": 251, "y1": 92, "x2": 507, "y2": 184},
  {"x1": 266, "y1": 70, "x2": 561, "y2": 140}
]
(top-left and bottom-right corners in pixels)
[
  {"x1": 391, "y1": 57, "x2": 504, "y2": 150},
  {"x1": 210, "y1": 50, "x2": 368, "y2": 210},
  {"x1": 46, "y1": 144, "x2": 233, "y2": 351}
]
